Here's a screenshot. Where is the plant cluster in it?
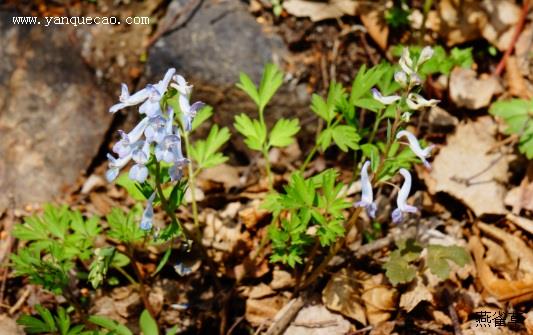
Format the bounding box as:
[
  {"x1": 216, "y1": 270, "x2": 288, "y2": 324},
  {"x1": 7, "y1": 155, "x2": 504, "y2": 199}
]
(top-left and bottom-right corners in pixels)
[{"x1": 10, "y1": 46, "x2": 480, "y2": 333}]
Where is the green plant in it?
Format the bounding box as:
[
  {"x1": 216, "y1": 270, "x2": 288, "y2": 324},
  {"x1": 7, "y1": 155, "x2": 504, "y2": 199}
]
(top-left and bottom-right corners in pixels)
[
  {"x1": 383, "y1": 239, "x2": 471, "y2": 285},
  {"x1": 264, "y1": 169, "x2": 351, "y2": 267},
  {"x1": 489, "y1": 98, "x2": 533, "y2": 158},
  {"x1": 235, "y1": 63, "x2": 300, "y2": 189},
  {"x1": 17, "y1": 305, "x2": 88, "y2": 335}
]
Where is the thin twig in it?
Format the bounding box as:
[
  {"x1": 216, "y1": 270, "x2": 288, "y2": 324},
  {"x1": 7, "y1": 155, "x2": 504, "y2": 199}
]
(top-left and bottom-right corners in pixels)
[
  {"x1": 494, "y1": 0, "x2": 530, "y2": 76},
  {"x1": 8, "y1": 286, "x2": 32, "y2": 315},
  {"x1": 264, "y1": 296, "x2": 306, "y2": 335}
]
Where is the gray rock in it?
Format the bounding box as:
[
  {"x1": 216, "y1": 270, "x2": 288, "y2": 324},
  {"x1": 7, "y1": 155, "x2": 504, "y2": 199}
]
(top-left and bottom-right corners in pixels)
[
  {"x1": 0, "y1": 11, "x2": 113, "y2": 210},
  {"x1": 146, "y1": 0, "x2": 311, "y2": 147}
]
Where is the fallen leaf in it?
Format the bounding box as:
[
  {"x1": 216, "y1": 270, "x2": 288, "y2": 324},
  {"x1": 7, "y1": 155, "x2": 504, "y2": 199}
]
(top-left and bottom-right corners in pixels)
[
  {"x1": 506, "y1": 56, "x2": 533, "y2": 99},
  {"x1": 360, "y1": 9, "x2": 389, "y2": 50},
  {"x1": 478, "y1": 222, "x2": 533, "y2": 275},
  {"x1": 270, "y1": 269, "x2": 295, "y2": 290},
  {"x1": 202, "y1": 209, "x2": 243, "y2": 252},
  {"x1": 239, "y1": 199, "x2": 269, "y2": 229},
  {"x1": 426, "y1": 117, "x2": 509, "y2": 216},
  {"x1": 432, "y1": 310, "x2": 452, "y2": 326},
  {"x1": 449, "y1": 68, "x2": 502, "y2": 109},
  {"x1": 469, "y1": 236, "x2": 533, "y2": 304},
  {"x1": 283, "y1": 0, "x2": 358, "y2": 22},
  {"x1": 436, "y1": 0, "x2": 487, "y2": 46},
  {"x1": 525, "y1": 310, "x2": 533, "y2": 334},
  {"x1": 198, "y1": 163, "x2": 241, "y2": 190},
  {"x1": 368, "y1": 321, "x2": 395, "y2": 335},
  {"x1": 361, "y1": 275, "x2": 397, "y2": 326},
  {"x1": 481, "y1": 237, "x2": 513, "y2": 272},
  {"x1": 399, "y1": 278, "x2": 433, "y2": 313},
  {"x1": 504, "y1": 162, "x2": 533, "y2": 214},
  {"x1": 285, "y1": 305, "x2": 352, "y2": 335},
  {"x1": 481, "y1": 0, "x2": 521, "y2": 49},
  {"x1": 249, "y1": 283, "x2": 276, "y2": 299},
  {"x1": 0, "y1": 314, "x2": 24, "y2": 335},
  {"x1": 507, "y1": 214, "x2": 533, "y2": 235},
  {"x1": 245, "y1": 294, "x2": 289, "y2": 326},
  {"x1": 322, "y1": 268, "x2": 366, "y2": 325}
]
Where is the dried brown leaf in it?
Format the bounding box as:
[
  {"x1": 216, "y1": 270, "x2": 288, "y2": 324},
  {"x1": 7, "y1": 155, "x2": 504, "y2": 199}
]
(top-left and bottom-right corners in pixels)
[
  {"x1": 449, "y1": 68, "x2": 502, "y2": 110},
  {"x1": 322, "y1": 268, "x2": 366, "y2": 325},
  {"x1": 478, "y1": 222, "x2": 533, "y2": 275},
  {"x1": 426, "y1": 117, "x2": 508, "y2": 216},
  {"x1": 283, "y1": 0, "x2": 358, "y2": 22},
  {"x1": 245, "y1": 294, "x2": 289, "y2": 326},
  {"x1": 285, "y1": 305, "x2": 352, "y2": 335},
  {"x1": 360, "y1": 9, "x2": 389, "y2": 50},
  {"x1": 399, "y1": 278, "x2": 433, "y2": 313},
  {"x1": 469, "y1": 236, "x2": 533, "y2": 304}
]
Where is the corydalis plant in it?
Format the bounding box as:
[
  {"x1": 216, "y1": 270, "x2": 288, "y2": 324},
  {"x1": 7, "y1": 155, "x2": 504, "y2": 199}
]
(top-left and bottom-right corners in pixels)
[
  {"x1": 106, "y1": 69, "x2": 202, "y2": 185},
  {"x1": 106, "y1": 69, "x2": 206, "y2": 230}
]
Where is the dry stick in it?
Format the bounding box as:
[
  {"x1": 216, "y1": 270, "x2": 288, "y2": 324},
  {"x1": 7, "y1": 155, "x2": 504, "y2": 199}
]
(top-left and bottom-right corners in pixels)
[
  {"x1": 264, "y1": 296, "x2": 306, "y2": 335},
  {"x1": 9, "y1": 286, "x2": 32, "y2": 315},
  {"x1": 494, "y1": 0, "x2": 530, "y2": 76}
]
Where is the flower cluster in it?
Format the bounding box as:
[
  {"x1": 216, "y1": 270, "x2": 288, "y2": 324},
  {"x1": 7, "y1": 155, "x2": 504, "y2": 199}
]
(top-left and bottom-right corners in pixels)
[
  {"x1": 105, "y1": 68, "x2": 204, "y2": 184},
  {"x1": 355, "y1": 47, "x2": 440, "y2": 223},
  {"x1": 371, "y1": 47, "x2": 439, "y2": 111}
]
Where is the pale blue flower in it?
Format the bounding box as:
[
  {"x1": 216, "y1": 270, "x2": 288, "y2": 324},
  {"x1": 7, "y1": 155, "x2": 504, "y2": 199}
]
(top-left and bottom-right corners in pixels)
[
  {"x1": 155, "y1": 134, "x2": 185, "y2": 164},
  {"x1": 391, "y1": 168, "x2": 417, "y2": 223},
  {"x1": 178, "y1": 94, "x2": 205, "y2": 131},
  {"x1": 112, "y1": 117, "x2": 150, "y2": 158},
  {"x1": 169, "y1": 160, "x2": 188, "y2": 182},
  {"x1": 129, "y1": 163, "x2": 149, "y2": 183},
  {"x1": 140, "y1": 192, "x2": 156, "y2": 230},
  {"x1": 144, "y1": 115, "x2": 168, "y2": 144},
  {"x1": 109, "y1": 84, "x2": 152, "y2": 113},
  {"x1": 396, "y1": 130, "x2": 434, "y2": 169},
  {"x1": 371, "y1": 88, "x2": 401, "y2": 105},
  {"x1": 354, "y1": 161, "x2": 377, "y2": 218},
  {"x1": 109, "y1": 68, "x2": 176, "y2": 115},
  {"x1": 105, "y1": 153, "x2": 131, "y2": 182}
]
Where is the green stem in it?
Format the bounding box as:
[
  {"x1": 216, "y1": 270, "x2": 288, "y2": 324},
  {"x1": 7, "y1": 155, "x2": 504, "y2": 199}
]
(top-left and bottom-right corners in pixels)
[
  {"x1": 182, "y1": 131, "x2": 201, "y2": 241},
  {"x1": 299, "y1": 144, "x2": 318, "y2": 173},
  {"x1": 153, "y1": 161, "x2": 221, "y2": 288},
  {"x1": 114, "y1": 265, "x2": 138, "y2": 286}
]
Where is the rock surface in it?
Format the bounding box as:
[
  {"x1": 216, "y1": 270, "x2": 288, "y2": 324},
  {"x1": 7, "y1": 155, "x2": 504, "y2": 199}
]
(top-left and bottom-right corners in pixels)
[
  {"x1": 146, "y1": 0, "x2": 311, "y2": 143},
  {"x1": 0, "y1": 11, "x2": 113, "y2": 210}
]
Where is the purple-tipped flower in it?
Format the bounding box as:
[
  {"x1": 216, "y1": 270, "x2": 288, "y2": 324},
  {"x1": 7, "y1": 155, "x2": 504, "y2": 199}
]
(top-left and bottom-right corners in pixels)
[
  {"x1": 354, "y1": 161, "x2": 377, "y2": 218},
  {"x1": 371, "y1": 88, "x2": 401, "y2": 105},
  {"x1": 178, "y1": 94, "x2": 205, "y2": 132},
  {"x1": 391, "y1": 168, "x2": 418, "y2": 223},
  {"x1": 155, "y1": 135, "x2": 186, "y2": 164},
  {"x1": 396, "y1": 130, "x2": 433, "y2": 169},
  {"x1": 105, "y1": 153, "x2": 131, "y2": 182},
  {"x1": 140, "y1": 192, "x2": 156, "y2": 231},
  {"x1": 109, "y1": 68, "x2": 176, "y2": 114}
]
